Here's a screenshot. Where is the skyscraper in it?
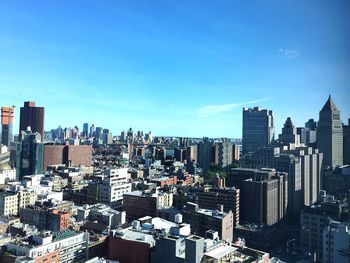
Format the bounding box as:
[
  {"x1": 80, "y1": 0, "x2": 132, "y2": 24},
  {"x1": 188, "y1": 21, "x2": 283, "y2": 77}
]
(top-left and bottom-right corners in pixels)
[
  {"x1": 83, "y1": 123, "x2": 89, "y2": 137},
  {"x1": 19, "y1": 101, "x2": 45, "y2": 140},
  {"x1": 16, "y1": 127, "x2": 44, "y2": 180},
  {"x1": 242, "y1": 107, "x2": 274, "y2": 154},
  {"x1": 278, "y1": 117, "x2": 300, "y2": 146},
  {"x1": 1, "y1": 106, "x2": 15, "y2": 147},
  {"x1": 317, "y1": 95, "x2": 343, "y2": 167}
]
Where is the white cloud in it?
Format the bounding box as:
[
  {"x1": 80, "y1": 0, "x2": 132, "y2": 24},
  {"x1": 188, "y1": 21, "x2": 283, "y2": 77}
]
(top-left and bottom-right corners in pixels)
[
  {"x1": 278, "y1": 48, "x2": 300, "y2": 59},
  {"x1": 197, "y1": 97, "x2": 274, "y2": 117}
]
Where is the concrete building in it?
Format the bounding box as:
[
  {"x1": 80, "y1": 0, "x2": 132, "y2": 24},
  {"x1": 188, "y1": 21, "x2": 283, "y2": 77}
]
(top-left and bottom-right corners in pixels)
[
  {"x1": 343, "y1": 118, "x2": 350, "y2": 165},
  {"x1": 186, "y1": 144, "x2": 198, "y2": 163},
  {"x1": 197, "y1": 137, "x2": 214, "y2": 174},
  {"x1": 19, "y1": 101, "x2": 45, "y2": 140},
  {"x1": 317, "y1": 95, "x2": 343, "y2": 167},
  {"x1": 20, "y1": 207, "x2": 71, "y2": 232},
  {"x1": 76, "y1": 203, "x2": 126, "y2": 228},
  {"x1": 305, "y1": 119, "x2": 317, "y2": 145},
  {"x1": 0, "y1": 191, "x2": 18, "y2": 216},
  {"x1": 239, "y1": 146, "x2": 322, "y2": 214},
  {"x1": 197, "y1": 187, "x2": 240, "y2": 227},
  {"x1": 242, "y1": 107, "x2": 274, "y2": 154},
  {"x1": 0, "y1": 162, "x2": 16, "y2": 184},
  {"x1": 300, "y1": 199, "x2": 343, "y2": 263},
  {"x1": 183, "y1": 202, "x2": 233, "y2": 243},
  {"x1": 16, "y1": 128, "x2": 44, "y2": 181},
  {"x1": 278, "y1": 117, "x2": 300, "y2": 147},
  {"x1": 1, "y1": 106, "x2": 15, "y2": 147},
  {"x1": 214, "y1": 139, "x2": 233, "y2": 169},
  {"x1": 5, "y1": 230, "x2": 89, "y2": 263},
  {"x1": 242, "y1": 169, "x2": 288, "y2": 226},
  {"x1": 99, "y1": 168, "x2": 132, "y2": 206},
  {"x1": 323, "y1": 221, "x2": 350, "y2": 263}
]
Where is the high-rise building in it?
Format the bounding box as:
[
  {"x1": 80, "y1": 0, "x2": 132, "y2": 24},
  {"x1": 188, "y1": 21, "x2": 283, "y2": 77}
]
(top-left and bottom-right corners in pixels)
[
  {"x1": 16, "y1": 127, "x2": 44, "y2": 180},
  {"x1": 305, "y1": 119, "x2": 317, "y2": 145},
  {"x1": 19, "y1": 101, "x2": 45, "y2": 140},
  {"x1": 278, "y1": 117, "x2": 300, "y2": 146},
  {"x1": 197, "y1": 137, "x2": 214, "y2": 174},
  {"x1": 242, "y1": 107, "x2": 274, "y2": 154},
  {"x1": 343, "y1": 119, "x2": 350, "y2": 165},
  {"x1": 242, "y1": 168, "x2": 288, "y2": 226},
  {"x1": 1, "y1": 106, "x2": 15, "y2": 147},
  {"x1": 83, "y1": 123, "x2": 89, "y2": 137},
  {"x1": 317, "y1": 95, "x2": 343, "y2": 167},
  {"x1": 214, "y1": 139, "x2": 233, "y2": 169},
  {"x1": 89, "y1": 124, "x2": 95, "y2": 137}
]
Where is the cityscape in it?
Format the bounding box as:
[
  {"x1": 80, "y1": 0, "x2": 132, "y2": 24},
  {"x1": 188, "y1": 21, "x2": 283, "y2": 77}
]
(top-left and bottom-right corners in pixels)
[{"x1": 1, "y1": 1, "x2": 350, "y2": 263}]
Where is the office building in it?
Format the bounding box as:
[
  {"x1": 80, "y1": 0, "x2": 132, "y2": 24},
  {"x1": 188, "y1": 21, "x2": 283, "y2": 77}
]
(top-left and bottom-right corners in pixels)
[
  {"x1": 0, "y1": 191, "x2": 18, "y2": 216},
  {"x1": 242, "y1": 169, "x2": 288, "y2": 226},
  {"x1": 323, "y1": 221, "x2": 350, "y2": 263},
  {"x1": 83, "y1": 122, "x2": 89, "y2": 137},
  {"x1": 305, "y1": 119, "x2": 317, "y2": 145},
  {"x1": 239, "y1": 145, "x2": 322, "y2": 213},
  {"x1": 183, "y1": 202, "x2": 233, "y2": 242},
  {"x1": 16, "y1": 128, "x2": 44, "y2": 180},
  {"x1": 99, "y1": 168, "x2": 132, "y2": 206},
  {"x1": 214, "y1": 139, "x2": 233, "y2": 169},
  {"x1": 278, "y1": 117, "x2": 300, "y2": 147},
  {"x1": 242, "y1": 107, "x2": 274, "y2": 154},
  {"x1": 197, "y1": 187, "x2": 240, "y2": 227},
  {"x1": 317, "y1": 95, "x2": 343, "y2": 167},
  {"x1": 19, "y1": 101, "x2": 45, "y2": 139},
  {"x1": 1, "y1": 106, "x2": 15, "y2": 147},
  {"x1": 197, "y1": 137, "x2": 214, "y2": 174},
  {"x1": 343, "y1": 119, "x2": 350, "y2": 165},
  {"x1": 43, "y1": 144, "x2": 92, "y2": 171}
]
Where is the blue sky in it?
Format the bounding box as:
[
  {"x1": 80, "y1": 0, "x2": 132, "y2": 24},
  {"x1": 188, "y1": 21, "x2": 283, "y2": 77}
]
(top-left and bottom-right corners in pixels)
[{"x1": 0, "y1": 1, "x2": 349, "y2": 138}]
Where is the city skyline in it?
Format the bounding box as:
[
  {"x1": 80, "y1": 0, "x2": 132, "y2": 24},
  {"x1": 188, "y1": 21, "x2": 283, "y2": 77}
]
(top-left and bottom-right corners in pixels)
[{"x1": 1, "y1": 1, "x2": 349, "y2": 137}]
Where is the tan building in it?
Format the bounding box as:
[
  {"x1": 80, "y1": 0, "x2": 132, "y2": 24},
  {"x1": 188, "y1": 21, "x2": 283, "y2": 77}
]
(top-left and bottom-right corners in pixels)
[
  {"x1": 18, "y1": 188, "x2": 37, "y2": 209},
  {"x1": 0, "y1": 191, "x2": 18, "y2": 216}
]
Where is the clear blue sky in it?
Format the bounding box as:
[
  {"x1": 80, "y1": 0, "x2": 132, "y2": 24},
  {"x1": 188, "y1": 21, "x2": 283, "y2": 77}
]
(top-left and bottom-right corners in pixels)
[{"x1": 0, "y1": 0, "x2": 349, "y2": 138}]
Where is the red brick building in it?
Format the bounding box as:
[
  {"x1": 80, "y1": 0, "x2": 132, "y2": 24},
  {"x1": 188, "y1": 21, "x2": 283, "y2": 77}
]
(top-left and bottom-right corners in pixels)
[
  {"x1": 108, "y1": 236, "x2": 151, "y2": 263},
  {"x1": 44, "y1": 144, "x2": 92, "y2": 171}
]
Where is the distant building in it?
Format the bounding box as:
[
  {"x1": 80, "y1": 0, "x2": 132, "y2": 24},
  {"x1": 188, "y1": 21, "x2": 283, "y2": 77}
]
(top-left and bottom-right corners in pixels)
[
  {"x1": 242, "y1": 107, "x2": 274, "y2": 154},
  {"x1": 43, "y1": 144, "x2": 92, "y2": 171},
  {"x1": 100, "y1": 168, "x2": 132, "y2": 206},
  {"x1": 19, "y1": 101, "x2": 45, "y2": 140},
  {"x1": 16, "y1": 128, "x2": 44, "y2": 181},
  {"x1": 278, "y1": 117, "x2": 300, "y2": 146},
  {"x1": 317, "y1": 95, "x2": 343, "y2": 167},
  {"x1": 1, "y1": 106, "x2": 15, "y2": 147},
  {"x1": 305, "y1": 119, "x2": 317, "y2": 145},
  {"x1": 343, "y1": 118, "x2": 350, "y2": 165},
  {"x1": 214, "y1": 139, "x2": 233, "y2": 169},
  {"x1": 83, "y1": 122, "x2": 89, "y2": 137},
  {"x1": 197, "y1": 138, "x2": 214, "y2": 174}
]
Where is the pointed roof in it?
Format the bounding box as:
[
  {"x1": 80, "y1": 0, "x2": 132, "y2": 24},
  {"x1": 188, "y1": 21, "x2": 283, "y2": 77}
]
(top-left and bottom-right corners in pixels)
[{"x1": 321, "y1": 95, "x2": 339, "y2": 112}]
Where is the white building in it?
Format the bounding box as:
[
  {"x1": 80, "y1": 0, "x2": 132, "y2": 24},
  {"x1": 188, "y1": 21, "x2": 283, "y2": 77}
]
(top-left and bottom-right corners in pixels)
[
  {"x1": 0, "y1": 163, "x2": 16, "y2": 184},
  {"x1": 0, "y1": 191, "x2": 18, "y2": 216},
  {"x1": 323, "y1": 221, "x2": 350, "y2": 263},
  {"x1": 6, "y1": 230, "x2": 89, "y2": 263},
  {"x1": 100, "y1": 168, "x2": 132, "y2": 205}
]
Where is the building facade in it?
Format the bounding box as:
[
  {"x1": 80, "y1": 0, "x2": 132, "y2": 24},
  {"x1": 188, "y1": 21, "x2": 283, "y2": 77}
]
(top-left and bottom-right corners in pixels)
[
  {"x1": 317, "y1": 95, "x2": 343, "y2": 167},
  {"x1": 242, "y1": 107, "x2": 274, "y2": 154},
  {"x1": 1, "y1": 106, "x2": 15, "y2": 147},
  {"x1": 19, "y1": 101, "x2": 45, "y2": 140}
]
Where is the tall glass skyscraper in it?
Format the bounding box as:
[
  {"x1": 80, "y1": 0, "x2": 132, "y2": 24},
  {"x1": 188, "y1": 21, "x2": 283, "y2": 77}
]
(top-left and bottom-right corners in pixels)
[{"x1": 16, "y1": 127, "x2": 44, "y2": 180}]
